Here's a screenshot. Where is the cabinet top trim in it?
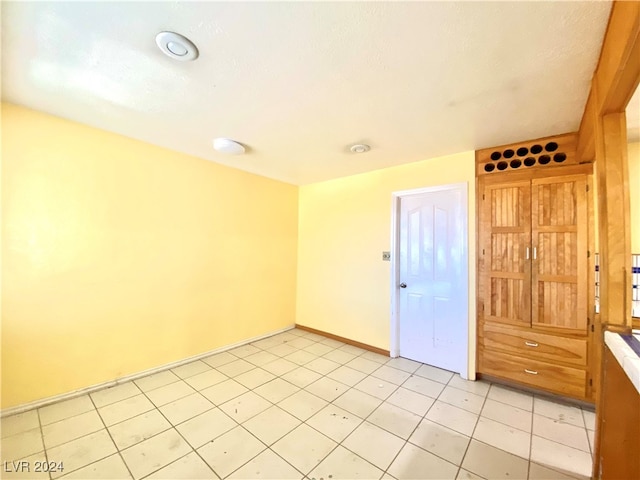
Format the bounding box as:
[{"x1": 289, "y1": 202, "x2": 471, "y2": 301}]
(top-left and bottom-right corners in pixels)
[
  {"x1": 476, "y1": 132, "x2": 582, "y2": 177},
  {"x1": 478, "y1": 163, "x2": 593, "y2": 185}
]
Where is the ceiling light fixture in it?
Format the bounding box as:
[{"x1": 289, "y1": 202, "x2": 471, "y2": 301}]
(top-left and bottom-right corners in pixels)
[
  {"x1": 155, "y1": 31, "x2": 199, "y2": 61},
  {"x1": 350, "y1": 144, "x2": 370, "y2": 153},
  {"x1": 213, "y1": 138, "x2": 246, "y2": 155}
]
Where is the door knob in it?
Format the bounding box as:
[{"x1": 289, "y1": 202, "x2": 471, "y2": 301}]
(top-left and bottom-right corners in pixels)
[{"x1": 399, "y1": 283, "x2": 407, "y2": 288}]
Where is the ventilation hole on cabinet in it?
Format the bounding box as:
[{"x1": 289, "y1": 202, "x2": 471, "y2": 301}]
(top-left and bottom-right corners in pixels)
[
  {"x1": 503, "y1": 149, "x2": 515, "y2": 158},
  {"x1": 516, "y1": 147, "x2": 529, "y2": 157},
  {"x1": 510, "y1": 159, "x2": 522, "y2": 168},
  {"x1": 524, "y1": 157, "x2": 536, "y2": 167},
  {"x1": 484, "y1": 163, "x2": 496, "y2": 172},
  {"x1": 490, "y1": 151, "x2": 501, "y2": 161},
  {"x1": 545, "y1": 142, "x2": 559, "y2": 152},
  {"x1": 553, "y1": 152, "x2": 567, "y2": 163},
  {"x1": 497, "y1": 161, "x2": 508, "y2": 170},
  {"x1": 531, "y1": 144, "x2": 543, "y2": 154},
  {"x1": 539, "y1": 155, "x2": 551, "y2": 164}
]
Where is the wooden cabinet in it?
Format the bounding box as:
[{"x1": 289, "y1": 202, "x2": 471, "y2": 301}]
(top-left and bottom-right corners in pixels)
[
  {"x1": 477, "y1": 168, "x2": 593, "y2": 400},
  {"x1": 480, "y1": 349, "x2": 587, "y2": 398}
]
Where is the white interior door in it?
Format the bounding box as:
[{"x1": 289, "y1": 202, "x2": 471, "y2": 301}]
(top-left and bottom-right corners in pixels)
[{"x1": 397, "y1": 184, "x2": 468, "y2": 374}]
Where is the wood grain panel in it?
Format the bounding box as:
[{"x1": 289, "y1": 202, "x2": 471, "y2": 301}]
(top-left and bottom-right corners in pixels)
[
  {"x1": 480, "y1": 164, "x2": 593, "y2": 185},
  {"x1": 595, "y1": 346, "x2": 640, "y2": 480},
  {"x1": 587, "y1": 175, "x2": 597, "y2": 401},
  {"x1": 488, "y1": 278, "x2": 525, "y2": 322},
  {"x1": 531, "y1": 175, "x2": 587, "y2": 332},
  {"x1": 480, "y1": 349, "x2": 586, "y2": 399},
  {"x1": 537, "y1": 282, "x2": 579, "y2": 329},
  {"x1": 482, "y1": 182, "x2": 531, "y2": 326},
  {"x1": 482, "y1": 322, "x2": 587, "y2": 366},
  {"x1": 576, "y1": 0, "x2": 637, "y2": 340},
  {"x1": 597, "y1": 112, "x2": 632, "y2": 330},
  {"x1": 577, "y1": 86, "x2": 597, "y2": 163},
  {"x1": 594, "y1": 1, "x2": 640, "y2": 114}
]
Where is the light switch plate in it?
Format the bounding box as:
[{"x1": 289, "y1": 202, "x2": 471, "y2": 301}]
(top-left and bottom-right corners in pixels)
[{"x1": 382, "y1": 251, "x2": 391, "y2": 261}]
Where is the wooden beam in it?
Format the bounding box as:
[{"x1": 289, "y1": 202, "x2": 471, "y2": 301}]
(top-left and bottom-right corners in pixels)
[
  {"x1": 595, "y1": 1, "x2": 640, "y2": 113},
  {"x1": 576, "y1": 1, "x2": 640, "y2": 164},
  {"x1": 595, "y1": 111, "x2": 632, "y2": 329},
  {"x1": 576, "y1": 86, "x2": 597, "y2": 163}
]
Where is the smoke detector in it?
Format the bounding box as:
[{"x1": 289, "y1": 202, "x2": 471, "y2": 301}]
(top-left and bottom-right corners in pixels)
[
  {"x1": 155, "y1": 32, "x2": 199, "y2": 61},
  {"x1": 350, "y1": 144, "x2": 370, "y2": 153}
]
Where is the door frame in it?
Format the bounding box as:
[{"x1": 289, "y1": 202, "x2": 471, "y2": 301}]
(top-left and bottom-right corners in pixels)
[{"x1": 389, "y1": 182, "x2": 469, "y2": 379}]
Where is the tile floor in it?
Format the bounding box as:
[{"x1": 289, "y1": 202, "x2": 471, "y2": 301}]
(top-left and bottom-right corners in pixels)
[{"x1": 1, "y1": 328, "x2": 596, "y2": 480}]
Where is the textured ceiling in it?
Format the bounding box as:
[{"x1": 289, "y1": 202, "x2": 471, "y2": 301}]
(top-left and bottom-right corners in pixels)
[{"x1": 2, "y1": 1, "x2": 612, "y2": 185}]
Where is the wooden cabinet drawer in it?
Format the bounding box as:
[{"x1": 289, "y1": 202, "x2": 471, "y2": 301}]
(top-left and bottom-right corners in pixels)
[
  {"x1": 482, "y1": 323, "x2": 587, "y2": 366},
  {"x1": 480, "y1": 349, "x2": 586, "y2": 398}
]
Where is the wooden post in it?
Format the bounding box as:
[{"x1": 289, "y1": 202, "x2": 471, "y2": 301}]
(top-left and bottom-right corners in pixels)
[{"x1": 595, "y1": 111, "x2": 632, "y2": 330}]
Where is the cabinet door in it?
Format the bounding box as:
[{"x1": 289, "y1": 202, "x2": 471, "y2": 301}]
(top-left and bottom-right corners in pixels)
[
  {"x1": 531, "y1": 175, "x2": 587, "y2": 332},
  {"x1": 482, "y1": 181, "x2": 531, "y2": 327}
]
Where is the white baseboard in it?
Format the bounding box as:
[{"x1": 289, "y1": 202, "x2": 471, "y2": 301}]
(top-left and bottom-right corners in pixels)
[{"x1": 1, "y1": 325, "x2": 296, "y2": 418}]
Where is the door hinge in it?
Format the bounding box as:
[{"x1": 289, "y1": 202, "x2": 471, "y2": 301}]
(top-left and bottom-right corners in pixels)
[
  {"x1": 482, "y1": 248, "x2": 485, "y2": 255},
  {"x1": 587, "y1": 317, "x2": 590, "y2": 326},
  {"x1": 586, "y1": 184, "x2": 589, "y2": 192},
  {"x1": 482, "y1": 194, "x2": 485, "y2": 200},
  {"x1": 591, "y1": 324, "x2": 594, "y2": 332},
  {"x1": 589, "y1": 378, "x2": 593, "y2": 386},
  {"x1": 587, "y1": 250, "x2": 591, "y2": 258}
]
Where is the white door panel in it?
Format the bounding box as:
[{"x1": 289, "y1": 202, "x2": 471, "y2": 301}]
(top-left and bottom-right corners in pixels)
[{"x1": 397, "y1": 185, "x2": 468, "y2": 374}]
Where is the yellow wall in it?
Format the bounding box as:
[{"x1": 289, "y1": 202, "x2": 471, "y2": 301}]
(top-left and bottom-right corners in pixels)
[
  {"x1": 297, "y1": 152, "x2": 477, "y2": 374},
  {"x1": 628, "y1": 142, "x2": 640, "y2": 253},
  {"x1": 1, "y1": 103, "x2": 298, "y2": 408}
]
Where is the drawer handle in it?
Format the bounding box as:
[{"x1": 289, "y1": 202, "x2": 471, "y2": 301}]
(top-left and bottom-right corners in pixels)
[
  {"x1": 524, "y1": 369, "x2": 538, "y2": 375},
  {"x1": 525, "y1": 341, "x2": 539, "y2": 347}
]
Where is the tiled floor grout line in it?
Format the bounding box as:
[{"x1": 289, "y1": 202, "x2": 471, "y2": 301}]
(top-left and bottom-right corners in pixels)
[
  {"x1": 42, "y1": 378, "x2": 222, "y2": 478},
  {"x1": 137, "y1": 450, "x2": 200, "y2": 480},
  {"x1": 35, "y1": 422, "x2": 131, "y2": 478},
  {"x1": 35, "y1": 404, "x2": 96, "y2": 433},
  {"x1": 160, "y1": 333, "x2": 350, "y2": 480},
  {"x1": 448, "y1": 374, "x2": 490, "y2": 480},
  {"x1": 66, "y1": 343, "x2": 474, "y2": 478},
  {"x1": 86, "y1": 394, "x2": 137, "y2": 480},
  {"x1": 472, "y1": 400, "x2": 533, "y2": 435},
  {"x1": 4, "y1": 333, "x2": 370, "y2": 480},
  {"x1": 23, "y1": 369, "x2": 428, "y2": 480},
  {"x1": 383, "y1": 368, "x2": 493, "y2": 476},
  {"x1": 42, "y1": 398, "x2": 139, "y2": 479},
  {"x1": 214, "y1": 335, "x2": 373, "y2": 479},
  {"x1": 281, "y1": 352, "x2": 397, "y2": 479},
  {"x1": 212, "y1": 338, "x2": 338, "y2": 479},
  {"x1": 270, "y1": 343, "x2": 384, "y2": 479},
  {"x1": 221, "y1": 432, "x2": 306, "y2": 480},
  {"x1": 308, "y1": 362, "x2": 486, "y2": 476},
  {"x1": 35, "y1": 408, "x2": 52, "y2": 480},
  {"x1": 527, "y1": 388, "x2": 536, "y2": 480},
  {"x1": 377, "y1": 370, "x2": 450, "y2": 479},
  {"x1": 241, "y1": 334, "x2": 416, "y2": 479},
  {"x1": 133, "y1": 381, "x2": 224, "y2": 480},
  {"x1": 5, "y1": 330, "x2": 594, "y2": 480}
]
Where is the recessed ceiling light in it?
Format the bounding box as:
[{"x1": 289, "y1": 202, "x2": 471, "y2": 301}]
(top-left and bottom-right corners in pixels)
[
  {"x1": 155, "y1": 31, "x2": 198, "y2": 61},
  {"x1": 213, "y1": 138, "x2": 246, "y2": 155},
  {"x1": 350, "y1": 144, "x2": 370, "y2": 153}
]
